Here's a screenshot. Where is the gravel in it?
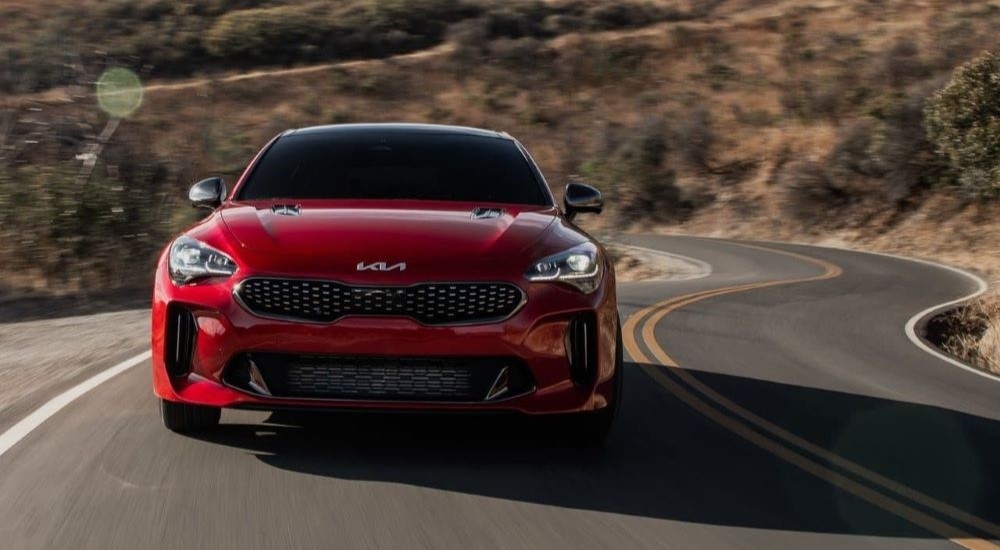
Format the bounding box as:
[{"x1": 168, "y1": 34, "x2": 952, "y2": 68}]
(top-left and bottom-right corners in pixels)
[{"x1": 0, "y1": 309, "x2": 150, "y2": 430}]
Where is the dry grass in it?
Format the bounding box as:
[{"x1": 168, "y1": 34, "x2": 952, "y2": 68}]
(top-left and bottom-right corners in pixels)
[
  {"x1": 607, "y1": 245, "x2": 647, "y2": 281},
  {"x1": 2, "y1": 1, "x2": 999, "y2": 314},
  {"x1": 931, "y1": 293, "x2": 1000, "y2": 374}
]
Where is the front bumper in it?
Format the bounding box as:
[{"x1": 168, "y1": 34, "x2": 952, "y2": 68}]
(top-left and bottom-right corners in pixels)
[{"x1": 151, "y1": 268, "x2": 619, "y2": 415}]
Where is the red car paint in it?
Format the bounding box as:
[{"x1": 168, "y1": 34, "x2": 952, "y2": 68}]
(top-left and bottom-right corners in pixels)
[{"x1": 152, "y1": 125, "x2": 619, "y2": 415}]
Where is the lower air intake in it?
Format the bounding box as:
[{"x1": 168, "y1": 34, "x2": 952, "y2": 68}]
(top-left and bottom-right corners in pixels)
[{"x1": 223, "y1": 353, "x2": 533, "y2": 403}]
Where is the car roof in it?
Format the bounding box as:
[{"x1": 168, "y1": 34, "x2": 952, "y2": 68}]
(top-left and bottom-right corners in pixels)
[{"x1": 284, "y1": 123, "x2": 509, "y2": 140}]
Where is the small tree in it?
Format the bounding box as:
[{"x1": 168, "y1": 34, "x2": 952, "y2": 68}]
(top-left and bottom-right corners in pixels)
[{"x1": 924, "y1": 51, "x2": 1000, "y2": 196}]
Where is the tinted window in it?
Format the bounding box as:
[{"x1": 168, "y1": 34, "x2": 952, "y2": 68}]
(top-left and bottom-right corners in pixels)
[{"x1": 238, "y1": 132, "x2": 548, "y2": 205}]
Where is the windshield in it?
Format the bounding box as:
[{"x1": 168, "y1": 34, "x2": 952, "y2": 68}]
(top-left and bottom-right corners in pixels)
[{"x1": 237, "y1": 132, "x2": 548, "y2": 205}]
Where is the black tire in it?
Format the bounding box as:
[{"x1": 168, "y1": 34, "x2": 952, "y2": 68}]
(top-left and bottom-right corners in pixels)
[
  {"x1": 160, "y1": 399, "x2": 221, "y2": 433},
  {"x1": 566, "y1": 318, "x2": 624, "y2": 446}
]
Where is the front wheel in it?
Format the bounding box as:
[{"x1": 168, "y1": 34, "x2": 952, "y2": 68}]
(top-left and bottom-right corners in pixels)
[{"x1": 160, "y1": 399, "x2": 221, "y2": 433}]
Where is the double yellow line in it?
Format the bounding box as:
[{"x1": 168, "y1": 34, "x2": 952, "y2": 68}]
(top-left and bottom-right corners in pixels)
[{"x1": 622, "y1": 242, "x2": 1000, "y2": 549}]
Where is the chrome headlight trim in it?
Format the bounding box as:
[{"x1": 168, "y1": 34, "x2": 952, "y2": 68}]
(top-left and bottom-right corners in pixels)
[
  {"x1": 168, "y1": 236, "x2": 238, "y2": 286},
  {"x1": 524, "y1": 242, "x2": 603, "y2": 294}
]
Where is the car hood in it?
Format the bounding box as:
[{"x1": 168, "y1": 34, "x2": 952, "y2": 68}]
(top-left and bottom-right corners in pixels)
[{"x1": 219, "y1": 200, "x2": 559, "y2": 280}]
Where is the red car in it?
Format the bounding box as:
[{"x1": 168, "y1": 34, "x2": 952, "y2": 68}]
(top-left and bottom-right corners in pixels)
[{"x1": 152, "y1": 123, "x2": 621, "y2": 443}]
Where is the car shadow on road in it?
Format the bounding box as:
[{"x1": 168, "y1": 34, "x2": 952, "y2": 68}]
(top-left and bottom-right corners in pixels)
[{"x1": 188, "y1": 361, "x2": 1000, "y2": 540}]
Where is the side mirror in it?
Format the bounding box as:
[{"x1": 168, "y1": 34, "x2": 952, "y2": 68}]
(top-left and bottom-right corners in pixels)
[
  {"x1": 563, "y1": 182, "x2": 603, "y2": 221},
  {"x1": 189, "y1": 177, "x2": 226, "y2": 210}
]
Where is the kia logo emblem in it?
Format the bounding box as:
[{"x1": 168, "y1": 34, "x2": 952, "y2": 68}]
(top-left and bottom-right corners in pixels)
[{"x1": 357, "y1": 261, "x2": 406, "y2": 272}]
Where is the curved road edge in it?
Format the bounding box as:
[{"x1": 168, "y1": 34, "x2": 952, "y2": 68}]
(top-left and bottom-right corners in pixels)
[
  {"x1": 621, "y1": 238, "x2": 1000, "y2": 548},
  {"x1": 721, "y1": 237, "x2": 996, "y2": 383},
  {"x1": 899, "y1": 259, "x2": 994, "y2": 383},
  {"x1": 0, "y1": 351, "x2": 151, "y2": 459}
]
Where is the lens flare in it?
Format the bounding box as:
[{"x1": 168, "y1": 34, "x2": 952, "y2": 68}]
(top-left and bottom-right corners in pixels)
[{"x1": 96, "y1": 68, "x2": 143, "y2": 118}]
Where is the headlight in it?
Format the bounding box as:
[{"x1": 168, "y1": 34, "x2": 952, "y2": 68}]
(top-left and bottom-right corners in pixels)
[
  {"x1": 524, "y1": 243, "x2": 603, "y2": 294},
  {"x1": 168, "y1": 236, "x2": 238, "y2": 285}
]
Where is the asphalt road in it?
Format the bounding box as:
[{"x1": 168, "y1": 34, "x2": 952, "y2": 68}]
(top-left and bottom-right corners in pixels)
[{"x1": 1, "y1": 235, "x2": 998, "y2": 549}]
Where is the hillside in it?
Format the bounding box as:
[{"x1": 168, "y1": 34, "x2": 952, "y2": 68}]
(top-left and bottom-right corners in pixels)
[
  {"x1": 2, "y1": 0, "x2": 999, "y2": 282},
  {"x1": 0, "y1": 0, "x2": 1000, "y2": 287}
]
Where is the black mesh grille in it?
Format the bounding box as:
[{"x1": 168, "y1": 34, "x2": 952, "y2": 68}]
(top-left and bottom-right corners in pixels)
[
  {"x1": 235, "y1": 279, "x2": 523, "y2": 325},
  {"x1": 165, "y1": 304, "x2": 197, "y2": 377},
  {"x1": 287, "y1": 362, "x2": 473, "y2": 399},
  {"x1": 224, "y1": 353, "x2": 533, "y2": 402}
]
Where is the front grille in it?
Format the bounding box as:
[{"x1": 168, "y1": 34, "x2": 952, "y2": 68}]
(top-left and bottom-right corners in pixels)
[
  {"x1": 235, "y1": 278, "x2": 523, "y2": 325},
  {"x1": 223, "y1": 353, "x2": 534, "y2": 402}
]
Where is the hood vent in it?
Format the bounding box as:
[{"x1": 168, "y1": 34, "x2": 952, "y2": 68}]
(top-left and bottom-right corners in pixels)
[
  {"x1": 271, "y1": 204, "x2": 301, "y2": 216},
  {"x1": 471, "y1": 207, "x2": 505, "y2": 220}
]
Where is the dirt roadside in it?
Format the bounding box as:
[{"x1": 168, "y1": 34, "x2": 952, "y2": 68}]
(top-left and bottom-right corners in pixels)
[{"x1": 0, "y1": 309, "x2": 149, "y2": 434}]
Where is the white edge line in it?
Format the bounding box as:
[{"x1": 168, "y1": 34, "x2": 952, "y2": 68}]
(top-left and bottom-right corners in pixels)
[
  {"x1": 698, "y1": 236, "x2": 1000, "y2": 384},
  {"x1": 0, "y1": 350, "x2": 151, "y2": 458},
  {"x1": 898, "y1": 262, "x2": 997, "y2": 383}
]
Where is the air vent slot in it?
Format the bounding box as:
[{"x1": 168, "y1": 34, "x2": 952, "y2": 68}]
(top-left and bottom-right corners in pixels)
[
  {"x1": 566, "y1": 313, "x2": 598, "y2": 385},
  {"x1": 471, "y1": 207, "x2": 505, "y2": 220},
  {"x1": 165, "y1": 304, "x2": 197, "y2": 377},
  {"x1": 272, "y1": 204, "x2": 301, "y2": 216}
]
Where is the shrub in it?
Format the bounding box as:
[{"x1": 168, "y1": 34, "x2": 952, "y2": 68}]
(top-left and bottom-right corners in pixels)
[
  {"x1": 671, "y1": 107, "x2": 715, "y2": 171},
  {"x1": 448, "y1": 18, "x2": 490, "y2": 69},
  {"x1": 0, "y1": 160, "x2": 183, "y2": 288},
  {"x1": 777, "y1": 160, "x2": 847, "y2": 224},
  {"x1": 488, "y1": 37, "x2": 555, "y2": 70},
  {"x1": 0, "y1": 24, "x2": 82, "y2": 92},
  {"x1": 582, "y1": 119, "x2": 684, "y2": 222},
  {"x1": 826, "y1": 121, "x2": 882, "y2": 180},
  {"x1": 930, "y1": 19, "x2": 979, "y2": 71},
  {"x1": 826, "y1": 84, "x2": 944, "y2": 202},
  {"x1": 203, "y1": 4, "x2": 328, "y2": 63},
  {"x1": 360, "y1": 0, "x2": 466, "y2": 37},
  {"x1": 557, "y1": 38, "x2": 653, "y2": 86},
  {"x1": 924, "y1": 50, "x2": 1000, "y2": 197},
  {"x1": 581, "y1": 3, "x2": 670, "y2": 30},
  {"x1": 869, "y1": 83, "x2": 945, "y2": 200},
  {"x1": 542, "y1": 14, "x2": 584, "y2": 35},
  {"x1": 882, "y1": 39, "x2": 928, "y2": 89},
  {"x1": 479, "y1": 1, "x2": 551, "y2": 39}
]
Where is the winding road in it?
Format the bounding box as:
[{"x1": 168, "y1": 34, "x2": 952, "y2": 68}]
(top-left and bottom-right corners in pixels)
[{"x1": 1, "y1": 235, "x2": 998, "y2": 549}]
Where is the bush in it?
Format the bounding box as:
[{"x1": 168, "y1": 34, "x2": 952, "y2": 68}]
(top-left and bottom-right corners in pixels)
[
  {"x1": 203, "y1": 4, "x2": 328, "y2": 63},
  {"x1": 881, "y1": 39, "x2": 928, "y2": 89},
  {"x1": 925, "y1": 50, "x2": 1000, "y2": 197},
  {"x1": 870, "y1": 83, "x2": 945, "y2": 200},
  {"x1": 479, "y1": 1, "x2": 551, "y2": 39},
  {"x1": 203, "y1": 0, "x2": 469, "y2": 67},
  {"x1": 777, "y1": 160, "x2": 847, "y2": 224},
  {"x1": 825, "y1": 84, "x2": 944, "y2": 202},
  {"x1": 447, "y1": 18, "x2": 490, "y2": 69},
  {"x1": 826, "y1": 121, "x2": 882, "y2": 180},
  {"x1": 582, "y1": 119, "x2": 684, "y2": 222},
  {"x1": 672, "y1": 107, "x2": 715, "y2": 170},
  {"x1": 359, "y1": 0, "x2": 466, "y2": 37},
  {"x1": 488, "y1": 37, "x2": 556, "y2": 70},
  {"x1": 0, "y1": 161, "x2": 183, "y2": 288},
  {"x1": 581, "y1": 3, "x2": 669, "y2": 30}
]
